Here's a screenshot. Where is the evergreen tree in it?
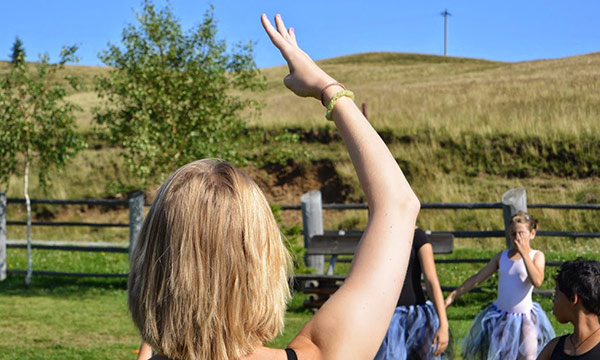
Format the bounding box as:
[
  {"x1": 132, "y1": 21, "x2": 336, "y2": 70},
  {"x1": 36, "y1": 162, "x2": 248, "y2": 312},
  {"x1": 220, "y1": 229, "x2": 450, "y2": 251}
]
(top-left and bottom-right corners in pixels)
[{"x1": 10, "y1": 37, "x2": 26, "y2": 65}]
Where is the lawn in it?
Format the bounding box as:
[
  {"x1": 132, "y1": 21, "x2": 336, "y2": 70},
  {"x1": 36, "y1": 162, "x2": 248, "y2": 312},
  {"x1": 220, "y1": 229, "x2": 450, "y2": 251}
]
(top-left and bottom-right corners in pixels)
[{"x1": 0, "y1": 247, "x2": 580, "y2": 360}]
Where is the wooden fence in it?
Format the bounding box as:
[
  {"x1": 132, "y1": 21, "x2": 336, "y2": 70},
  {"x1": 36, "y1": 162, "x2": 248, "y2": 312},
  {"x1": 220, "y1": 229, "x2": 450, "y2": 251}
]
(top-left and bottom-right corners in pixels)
[
  {"x1": 1, "y1": 188, "x2": 599, "y2": 283},
  {"x1": 295, "y1": 188, "x2": 600, "y2": 297},
  {"x1": 0, "y1": 191, "x2": 144, "y2": 280}
]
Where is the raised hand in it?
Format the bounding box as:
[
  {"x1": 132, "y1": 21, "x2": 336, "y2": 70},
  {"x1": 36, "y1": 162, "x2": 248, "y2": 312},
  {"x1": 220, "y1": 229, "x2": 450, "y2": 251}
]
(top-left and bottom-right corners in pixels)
[
  {"x1": 261, "y1": 14, "x2": 336, "y2": 99},
  {"x1": 514, "y1": 231, "x2": 532, "y2": 256}
]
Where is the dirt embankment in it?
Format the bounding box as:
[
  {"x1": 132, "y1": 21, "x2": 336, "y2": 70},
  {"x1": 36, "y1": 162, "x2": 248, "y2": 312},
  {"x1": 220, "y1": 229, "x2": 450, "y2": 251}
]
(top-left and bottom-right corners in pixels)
[{"x1": 244, "y1": 158, "x2": 353, "y2": 206}]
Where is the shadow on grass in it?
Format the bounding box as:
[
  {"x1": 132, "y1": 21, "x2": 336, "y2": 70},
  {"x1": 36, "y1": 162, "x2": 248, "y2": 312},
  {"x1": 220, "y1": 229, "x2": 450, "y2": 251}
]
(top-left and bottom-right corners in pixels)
[{"x1": 0, "y1": 273, "x2": 127, "y2": 298}]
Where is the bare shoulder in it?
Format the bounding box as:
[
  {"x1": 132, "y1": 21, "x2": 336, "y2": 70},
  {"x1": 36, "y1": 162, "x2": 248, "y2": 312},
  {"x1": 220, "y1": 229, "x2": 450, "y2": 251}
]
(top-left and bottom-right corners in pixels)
[
  {"x1": 241, "y1": 346, "x2": 299, "y2": 360},
  {"x1": 417, "y1": 242, "x2": 434, "y2": 256},
  {"x1": 287, "y1": 333, "x2": 322, "y2": 360},
  {"x1": 491, "y1": 250, "x2": 503, "y2": 265}
]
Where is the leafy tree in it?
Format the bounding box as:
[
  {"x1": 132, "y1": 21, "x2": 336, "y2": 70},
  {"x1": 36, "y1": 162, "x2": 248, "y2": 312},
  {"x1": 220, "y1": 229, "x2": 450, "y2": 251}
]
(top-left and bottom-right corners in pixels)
[
  {"x1": 95, "y1": 1, "x2": 265, "y2": 184},
  {"x1": 10, "y1": 37, "x2": 26, "y2": 65},
  {"x1": 0, "y1": 45, "x2": 87, "y2": 285}
]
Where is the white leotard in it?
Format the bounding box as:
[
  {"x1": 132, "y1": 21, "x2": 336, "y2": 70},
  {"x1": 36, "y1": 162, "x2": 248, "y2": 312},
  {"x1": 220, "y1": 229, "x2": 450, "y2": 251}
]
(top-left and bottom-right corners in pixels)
[{"x1": 494, "y1": 249, "x2": 539, "y2": 314}]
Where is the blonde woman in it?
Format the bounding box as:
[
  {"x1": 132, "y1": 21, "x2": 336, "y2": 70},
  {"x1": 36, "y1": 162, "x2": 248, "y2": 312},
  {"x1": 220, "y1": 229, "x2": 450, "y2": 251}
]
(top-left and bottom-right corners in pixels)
[{"x1": 129, "y1": 14, "x2": 420, "y2": 360}]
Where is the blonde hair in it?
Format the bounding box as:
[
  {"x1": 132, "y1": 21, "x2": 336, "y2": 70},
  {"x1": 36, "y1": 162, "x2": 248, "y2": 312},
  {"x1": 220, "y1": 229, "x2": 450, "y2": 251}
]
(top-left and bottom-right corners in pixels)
[{"x1": 128, "y1": 159, "x2": 291, "y2": 360}]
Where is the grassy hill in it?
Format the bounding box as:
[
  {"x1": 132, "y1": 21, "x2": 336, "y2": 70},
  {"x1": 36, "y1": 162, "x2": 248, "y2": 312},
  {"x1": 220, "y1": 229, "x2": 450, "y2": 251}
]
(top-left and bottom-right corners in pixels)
[
  {"x1": 256, "y1": 51, "x2": 600, "y2": 136},
  {"x1": 2, "y1": 52, "x2": 599, "y2": 249}
]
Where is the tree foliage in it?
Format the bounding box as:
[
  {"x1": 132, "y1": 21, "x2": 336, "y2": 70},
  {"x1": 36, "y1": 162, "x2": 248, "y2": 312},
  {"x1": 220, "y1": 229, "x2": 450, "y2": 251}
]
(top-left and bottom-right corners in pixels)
[
  {"x1": 0, "y1": 45, "x2": 87, "y2": 190},
  {"x1": 10, "y1": 37, "x2": 26, "y2": 65},
  {"x1": 95, "y1": 1, "x2": 265, "y2": 183},
  {"x1": 0, "y1": 43, "x2": 87, "y2": 285}
]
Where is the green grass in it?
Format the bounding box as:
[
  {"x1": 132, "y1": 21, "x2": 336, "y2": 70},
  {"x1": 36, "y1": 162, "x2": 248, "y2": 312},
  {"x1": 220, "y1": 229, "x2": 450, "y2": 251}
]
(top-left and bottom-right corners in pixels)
[
  {"x1": 0, "y1": 273, "x2": 312, "y2": 360},
  {"x1": 2, "y1": 247, "x2": 592, "y2": 359},
  {"x1": 0, "y1": 275, "x2": 138, "y2": 360}
]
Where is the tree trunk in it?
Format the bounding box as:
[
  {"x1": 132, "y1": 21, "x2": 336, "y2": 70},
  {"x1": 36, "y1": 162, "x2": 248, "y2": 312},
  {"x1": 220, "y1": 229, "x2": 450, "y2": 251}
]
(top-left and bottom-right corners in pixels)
[{"x1": 25, "y1": 159, "x2": 32, "y2": 286}]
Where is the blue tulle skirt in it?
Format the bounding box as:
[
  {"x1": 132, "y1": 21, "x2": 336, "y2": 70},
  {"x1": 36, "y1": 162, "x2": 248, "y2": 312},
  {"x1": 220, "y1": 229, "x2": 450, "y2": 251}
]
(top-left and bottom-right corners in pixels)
[
  {"x1": 375, "y1": 301, "x2": 452, "y2": 360},
  {"x1": 461, "y1": 302, "x2": 555, "y2": 360}
]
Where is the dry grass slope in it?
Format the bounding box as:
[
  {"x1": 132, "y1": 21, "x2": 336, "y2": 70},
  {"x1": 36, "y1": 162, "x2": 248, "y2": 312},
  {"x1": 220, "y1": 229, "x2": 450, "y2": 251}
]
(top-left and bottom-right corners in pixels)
[{"x1": 255, "y1": 52, "x2": 600, "y2": 138}]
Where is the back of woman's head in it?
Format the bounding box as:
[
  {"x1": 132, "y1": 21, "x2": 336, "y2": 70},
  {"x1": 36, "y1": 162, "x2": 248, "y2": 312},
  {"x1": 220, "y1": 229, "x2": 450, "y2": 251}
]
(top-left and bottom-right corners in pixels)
[
  {"x1": 128, "y1": 159, "x2": 291, "y2": 360},
  {"x1": 555, "y1": 258, "x2": 600, "y2": 315}
]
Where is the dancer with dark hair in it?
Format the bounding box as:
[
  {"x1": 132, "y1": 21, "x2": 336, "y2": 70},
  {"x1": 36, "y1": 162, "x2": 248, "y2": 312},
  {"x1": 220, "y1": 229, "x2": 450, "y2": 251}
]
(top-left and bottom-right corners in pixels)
[{"x1": 537, "y1": 258, "x2": 600, "y2": 359}]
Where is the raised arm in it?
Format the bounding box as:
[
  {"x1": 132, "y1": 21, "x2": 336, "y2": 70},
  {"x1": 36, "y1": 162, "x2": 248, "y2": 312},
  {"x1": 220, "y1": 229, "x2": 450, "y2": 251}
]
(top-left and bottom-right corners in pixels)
[
  {"x1": 419, "y1": 243, "x2": 449, "y2": 356},
  {"x1": 444, "y1": 251, "x2": 502, "y2": 308},
  {"x1": 261, "y1": 14, "x2": 420, "y2": 359}
]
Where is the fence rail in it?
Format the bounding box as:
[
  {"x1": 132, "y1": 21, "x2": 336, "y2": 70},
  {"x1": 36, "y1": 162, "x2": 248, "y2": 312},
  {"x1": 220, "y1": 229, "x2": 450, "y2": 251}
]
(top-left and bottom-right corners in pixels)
[
  {"x1": 0, "y1": 191, "x2": 144, "y2": 281},
  {"x1": 297, "y1": 188, "x2": 600, "y2": 297},
  {"x1": 282, "y1": 202, "x2": 600, "y2": 211},
  {"x1": 1, "y1": 188, "x2": 599, "y2": 285}
]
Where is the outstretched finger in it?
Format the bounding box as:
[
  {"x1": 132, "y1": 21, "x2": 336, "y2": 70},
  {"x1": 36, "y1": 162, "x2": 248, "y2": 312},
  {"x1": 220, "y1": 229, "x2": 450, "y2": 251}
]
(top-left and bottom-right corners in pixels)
[
  {"x1": 261, "y1": 14, "x2": 292, "y2": 56},
  {"x1": 288, "y1": 27, "x2": 298, "y2": 47},
  {"x1": 432, "y1": 336, "x2": 439, "y2": 355},
  {"x1": 274, "y1": 14, "x2": 290, "y2": 39},
  {"x1": 434, "y1": 342, "x2": 445, "y2": 356}
]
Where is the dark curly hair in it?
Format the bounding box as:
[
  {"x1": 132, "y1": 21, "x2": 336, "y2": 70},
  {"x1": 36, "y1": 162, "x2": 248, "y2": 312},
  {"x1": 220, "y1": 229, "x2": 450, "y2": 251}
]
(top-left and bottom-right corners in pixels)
[{"x1": 555, "y1": 258, "x2": 600, "y2": 315}]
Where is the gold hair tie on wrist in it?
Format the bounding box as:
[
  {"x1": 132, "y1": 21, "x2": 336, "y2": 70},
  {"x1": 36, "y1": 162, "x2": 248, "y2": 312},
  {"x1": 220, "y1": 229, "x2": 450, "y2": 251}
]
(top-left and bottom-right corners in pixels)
[{"x1": 325, "y1": 89, "x2": 355, "y2": 120}]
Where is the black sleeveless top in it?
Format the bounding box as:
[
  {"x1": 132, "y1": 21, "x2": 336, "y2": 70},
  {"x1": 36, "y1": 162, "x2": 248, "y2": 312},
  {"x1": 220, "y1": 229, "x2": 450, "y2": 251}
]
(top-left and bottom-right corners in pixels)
[
  {"x1": 396, "y1": 228, "x2": 429, "y2": 306},
  {"x1": 551, "y1": 335, "x2": 600, "y2": 359},
  {"x1": 150, "y1": 349, "x2": 298, "y2": 360},
  {"x1": 285, "y1": 348, "x2": 298, "y2": 360}
]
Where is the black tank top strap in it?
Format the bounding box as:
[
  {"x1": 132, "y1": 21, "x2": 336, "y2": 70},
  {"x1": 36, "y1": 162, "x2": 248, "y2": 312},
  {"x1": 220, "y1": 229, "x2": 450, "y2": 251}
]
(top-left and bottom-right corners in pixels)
[
  {"x1": 551, "y1": 334, "x2": 600, "y2": 360},
  {"x1": 551, "y1": 336, "x2": 567, "y2": 359},
  {"x1": 285, "y1": 348, "x2": 298, "y2": 360}
]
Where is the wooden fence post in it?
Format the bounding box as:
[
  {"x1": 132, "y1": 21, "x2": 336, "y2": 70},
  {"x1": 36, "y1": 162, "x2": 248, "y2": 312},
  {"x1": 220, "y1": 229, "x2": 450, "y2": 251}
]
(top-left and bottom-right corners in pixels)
[
  {"x1": 301, "y1": 190, "x2": 324, "y2": 274},
  {"x1": 0, "y1": 192, "x2": 6, "y2": 281},
  {"x1": 502, "y1": 188, "x2": 527, "y2": 248},
  {"x1": 128, "y1": 191, "x2": 145, "y2": 258}
]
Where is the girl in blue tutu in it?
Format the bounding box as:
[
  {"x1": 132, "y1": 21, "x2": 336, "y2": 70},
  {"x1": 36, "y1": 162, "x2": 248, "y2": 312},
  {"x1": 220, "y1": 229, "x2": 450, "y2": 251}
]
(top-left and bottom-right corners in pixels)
[
  {"x1": 375, "y1": 228, "x2": 452, "y2": 360},
  {"x1": 444, "y1": 211, "x2": 555, "y2": 360}
]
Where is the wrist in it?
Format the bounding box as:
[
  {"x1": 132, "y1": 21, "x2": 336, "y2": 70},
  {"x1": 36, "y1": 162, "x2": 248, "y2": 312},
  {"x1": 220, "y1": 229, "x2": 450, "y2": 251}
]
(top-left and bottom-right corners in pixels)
[{"x1": 321, "y1": 83, "x2": 345, "y2": 107}]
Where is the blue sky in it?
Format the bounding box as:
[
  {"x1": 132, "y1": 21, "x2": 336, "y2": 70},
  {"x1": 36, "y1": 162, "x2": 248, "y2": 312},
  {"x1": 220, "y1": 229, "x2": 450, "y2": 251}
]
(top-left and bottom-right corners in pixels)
[{"x1": 1, "y1": 1, "x2": 598, "y2": 68}]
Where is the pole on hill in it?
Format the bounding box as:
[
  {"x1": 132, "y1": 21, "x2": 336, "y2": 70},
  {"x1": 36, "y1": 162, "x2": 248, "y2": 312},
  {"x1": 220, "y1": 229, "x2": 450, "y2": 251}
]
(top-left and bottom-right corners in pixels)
[{"x1": 441, "y1": 9, "x2": 452, "y2": 56}]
